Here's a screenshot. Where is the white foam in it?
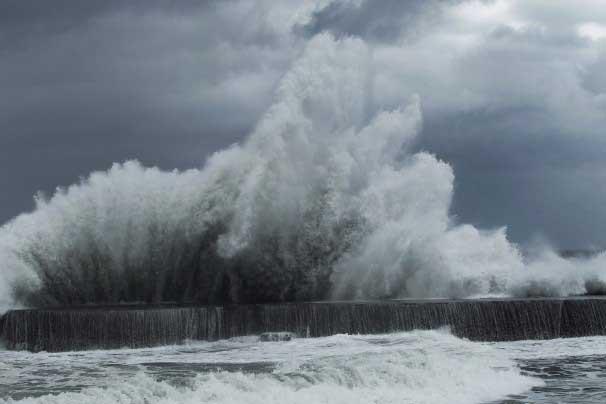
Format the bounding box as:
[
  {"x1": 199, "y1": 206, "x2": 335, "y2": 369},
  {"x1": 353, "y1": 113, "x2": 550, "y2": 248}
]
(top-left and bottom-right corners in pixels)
[{"x1": 0, "y1": 330, "x2": 539, "y2": 404}]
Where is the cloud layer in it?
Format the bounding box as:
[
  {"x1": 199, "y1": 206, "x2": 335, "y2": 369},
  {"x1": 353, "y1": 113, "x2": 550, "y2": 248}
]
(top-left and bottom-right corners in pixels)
[{"x1": 1, "y1": 0, "x2": 605, "y2": 248}]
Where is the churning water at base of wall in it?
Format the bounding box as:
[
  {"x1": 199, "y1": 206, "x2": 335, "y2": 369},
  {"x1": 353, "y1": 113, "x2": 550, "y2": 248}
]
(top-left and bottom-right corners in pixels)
[{"x1": 1, "y1": 330, "x2": 606, "y2": 404}]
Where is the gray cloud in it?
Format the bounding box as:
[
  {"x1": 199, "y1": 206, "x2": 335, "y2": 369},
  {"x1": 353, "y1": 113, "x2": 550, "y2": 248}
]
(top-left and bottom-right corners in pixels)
[
  {"x1": 296, "y1": 0, "x2": 463, "y2": 42},
  {"x1": 421, "y1": 110, "x2": 606, "y2": 248},
  {"x1": 1, "y1": 0, "x2": 605, "y2": 250},
  {"x1": 0, "y1": 0, "x2": 299, "y2": 221}
]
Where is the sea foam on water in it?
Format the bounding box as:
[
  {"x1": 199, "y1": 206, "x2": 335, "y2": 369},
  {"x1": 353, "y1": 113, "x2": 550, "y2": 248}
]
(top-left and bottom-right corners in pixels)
[{"x1": 0, "y1": 330, "x2": 541, "y2": 404}]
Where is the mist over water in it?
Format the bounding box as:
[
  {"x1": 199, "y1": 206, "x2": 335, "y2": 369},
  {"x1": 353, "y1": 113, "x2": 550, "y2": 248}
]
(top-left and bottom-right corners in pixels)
[{"x1": 1, "y1": 35, "x2": 605, "y2": 310}]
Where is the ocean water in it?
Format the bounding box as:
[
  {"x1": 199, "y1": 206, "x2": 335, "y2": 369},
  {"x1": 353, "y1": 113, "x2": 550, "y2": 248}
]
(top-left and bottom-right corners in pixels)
[{"x1": 1, "y1": 330, "x2": 605, "y2": 404}]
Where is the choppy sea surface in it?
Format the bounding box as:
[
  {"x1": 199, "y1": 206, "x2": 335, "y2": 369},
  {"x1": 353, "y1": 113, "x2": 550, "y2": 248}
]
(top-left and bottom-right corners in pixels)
[{"x1": 1, "y1": 330, "x2": 605, "y2": 404}]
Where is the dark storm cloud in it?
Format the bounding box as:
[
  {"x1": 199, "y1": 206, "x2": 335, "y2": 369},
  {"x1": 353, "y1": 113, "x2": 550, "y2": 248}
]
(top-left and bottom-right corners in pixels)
[
  {"x1": 342, "y1": 0, "x2": 606, "y2": 248},
  {"x1": 0, "y1": 0, "x2": 212, "y2": 50},
  {"x1": 1, "y1": 0, "x2": 605, "y2": 250},
  {"x1": 0, "y1": 0, "x2": 295, "y2": 223},
  {"x1": 408, "y1": 11, "x2": 606, "y2": 247},
  {"x1": 420, "y1": 110, "x2": 606, "y2": 248},
  {"x1": 297, "y1": 0, "x2": 421, "y2": 42},
  {"x1": 0, "y1": 0, "x2": 206, "y2": 26},
  {"x1": 296, "y1": 0, "x2": 464, "y2": 42}
]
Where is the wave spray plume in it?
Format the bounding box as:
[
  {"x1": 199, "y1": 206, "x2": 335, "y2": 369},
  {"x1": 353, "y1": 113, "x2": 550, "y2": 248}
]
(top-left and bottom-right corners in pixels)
[{"x1": 1, "y1": 34, "x2": 605, "y2": 310}]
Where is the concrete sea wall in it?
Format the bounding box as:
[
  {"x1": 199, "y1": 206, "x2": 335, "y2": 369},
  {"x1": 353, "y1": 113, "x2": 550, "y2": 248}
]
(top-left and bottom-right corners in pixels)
[{"x1": 2, "y1": 298, "x2": 606, "y2": 352}]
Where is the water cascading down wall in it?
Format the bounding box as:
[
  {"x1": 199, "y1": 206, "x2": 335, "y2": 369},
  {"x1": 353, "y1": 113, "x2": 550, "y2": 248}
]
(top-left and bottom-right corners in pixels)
[{"x1": 2, "y1": 297, "x2": 606, "y2": 352}]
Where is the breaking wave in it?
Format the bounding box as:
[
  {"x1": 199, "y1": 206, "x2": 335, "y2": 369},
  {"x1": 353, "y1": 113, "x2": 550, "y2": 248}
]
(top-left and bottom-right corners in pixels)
[
  {"x1": 0, "y1": 330, "x2": 540, "y2": 404},
  {"x1": 0, "y1": 34, "x2": 605, "y2": 310}
]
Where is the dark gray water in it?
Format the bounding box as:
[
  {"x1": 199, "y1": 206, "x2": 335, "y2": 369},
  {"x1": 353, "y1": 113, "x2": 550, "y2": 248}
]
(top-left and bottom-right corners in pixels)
[
  {"x1": 494, "y1": 355, "x2": 606, "y2": 403},
  {"x1": 1, "y1": 331, "x2": 605, "y2": 404}
]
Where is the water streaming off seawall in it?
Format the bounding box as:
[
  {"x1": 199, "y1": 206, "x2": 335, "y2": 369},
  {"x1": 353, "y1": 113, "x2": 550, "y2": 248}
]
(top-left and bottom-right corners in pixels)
[{"x1": 2, "y1": 298, "x2": 606, "y2": 352}]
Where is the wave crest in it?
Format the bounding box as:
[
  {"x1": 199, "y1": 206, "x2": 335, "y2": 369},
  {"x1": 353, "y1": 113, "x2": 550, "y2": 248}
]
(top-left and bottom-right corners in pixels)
[{"x1": 1, "y1": 34, "x2": 604, "y2": 310}]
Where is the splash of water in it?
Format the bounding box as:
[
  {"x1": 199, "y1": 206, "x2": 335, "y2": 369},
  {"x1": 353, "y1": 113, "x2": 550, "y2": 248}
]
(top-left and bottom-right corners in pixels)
[{"x1": 0, "y1": 34, "x2": 604, "y2": 310}]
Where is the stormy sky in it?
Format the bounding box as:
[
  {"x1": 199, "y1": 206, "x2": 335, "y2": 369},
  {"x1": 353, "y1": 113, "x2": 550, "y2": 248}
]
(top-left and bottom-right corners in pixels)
[{"x1": 1, "y1": 0, "x2": 605, "y2": 249}]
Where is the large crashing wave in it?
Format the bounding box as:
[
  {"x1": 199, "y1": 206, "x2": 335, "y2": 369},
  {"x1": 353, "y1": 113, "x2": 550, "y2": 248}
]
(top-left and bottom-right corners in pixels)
[{"x1": 1, "y1": 35, "x2": 604, "y2": 309}]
